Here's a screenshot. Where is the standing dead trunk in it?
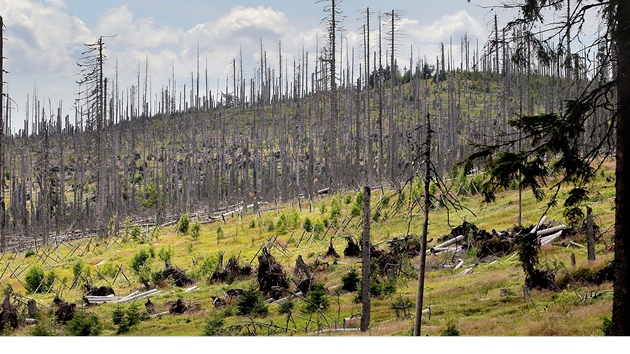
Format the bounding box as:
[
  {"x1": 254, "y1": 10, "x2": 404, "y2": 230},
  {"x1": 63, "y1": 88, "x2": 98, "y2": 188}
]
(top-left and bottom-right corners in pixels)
[
  {"x1": 360, "y1": 186, "x2": 371, "y2": 332},
  {"x1": 586, "y1": 206, "x2": 595, "y2": 262},
  {"x1": 413, "y1": 113, "x2": 432, "y2": 336}
]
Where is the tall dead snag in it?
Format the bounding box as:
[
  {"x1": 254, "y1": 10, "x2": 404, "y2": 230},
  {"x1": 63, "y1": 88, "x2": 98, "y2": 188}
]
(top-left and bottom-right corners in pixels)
[
  {"x1": 317, "y1": 0, "x2": 343, "y2": 187},
  {"x1": 0, "y1": 15, "x2": 5, "y2": 252},
  {"x1": 413, "y1": 113, "x2": 431, "y2": 336},
  {"x1": 360, "y1": 186, "x2": 371, "y2": 332},
  {"x1": 76, "y1": 36, "x2": 109, "y2": 236}
]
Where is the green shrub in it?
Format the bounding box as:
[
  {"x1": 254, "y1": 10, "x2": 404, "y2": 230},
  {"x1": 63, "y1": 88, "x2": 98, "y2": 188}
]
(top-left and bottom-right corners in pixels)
[
  {"x1": 178, "y1": 213, "x2": 190, "y2": 234},
  {"x1": 66, "y1": 312, "x2": 102, "y2": 336},
  {"x1": 341, "y1": 268, "x2": 361, "y2": 292},
  {"x1": 350, "y1": 204, "x2": 362, "y2": 217},
  {"x1": 237, "y1": 289, "x2": 269, "y2": 317},
  {"x1": 203, "y1": 314, "x2": 225, "y2": 336},
  {"x1": 158, "y1": 246, "x2": 174, "y2": 267},
  {"x1": 29, "y1": 322, "x2": 55, "y2": 336},
  {"x1": 24, "y1": 266, "x2": 55, "y2": 294},
  {"x1": 303, "y1": 283, "x2": 330, "y2": 313},
  {"x1": 216, "y1": 225, "x2": 225, "y2": 244},
  {"x1": 313, "y1": 221, "x2": 325, "y2": 238},
  {"x1": 113, "y1": 303, "x2": 144, "y2": 335},
  {"x1": 441, "y1": 320, "x2": 460, "y2": 336},
  {"x1": 25, "y1": 249, "x2": 36, "y2": 258},
  {"x1": 130, "y1": 225, "x2": 142, "y2": 242},
  {"x1": 279, "y1": 300, "x2": 294, "y2": 315},
  {"x1": 330, "y1": 197, "x2": 341, "y2": 218},
  {"x1": 190, "y1": 221, "x2": 201, "y2": 241},
  {"x1": 130, "y1": 248, "x2": 155, "y2": 287},
  {"x1": 303, "y1": 217, "x2": 313, "y2": 232}
]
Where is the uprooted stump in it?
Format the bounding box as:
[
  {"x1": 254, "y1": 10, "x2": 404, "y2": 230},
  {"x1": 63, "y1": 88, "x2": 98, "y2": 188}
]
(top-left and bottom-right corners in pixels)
[
  {"x1": 325, "y1": 238, "x2": 340, "y2": 258},
  {"x1": 145, "y1": 299, "x2": 156, "y2": 316},
  {"x1": 525, "y1": 269, "x2": 557, "y2": 291},
  {"x1": 210, "y1": 256, "x2": 252, "y2": 284},
  {"x1": 27, "y1": 299, "x2": 40, "y2": 318},
  {"x1": 0, "y1": 294, "x2": 19, "y2": 334},
  {"x1": 293, "y1": 255, "x2": 311, "y2": 279},
  {"x1": 169, "y1": 298, "x2": 189, "y2": 314},
  {"x1": 53, "y1": 297, "x2": 76, "y2": 324},
  {"x1": 162, "y1": 266, "x2": 195, "y2": 287},
  {"x1": 257, "y1": 246, "x2": 289, "y2": 295},
  {"x1": 343, "y1": 236, "x2": 361, "y2": 258},
  {"x1": 84, "y1": 283, "x2": 115, "y2": 297}
]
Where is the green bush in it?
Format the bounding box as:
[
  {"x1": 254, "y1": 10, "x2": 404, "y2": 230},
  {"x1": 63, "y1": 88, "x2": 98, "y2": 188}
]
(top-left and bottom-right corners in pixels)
[
  {"x1": 441, "y1": 320, "x2": 460, "y2": 336},
  {"x1": 303, "y1": 217, "x2": 313, "y2": 232},
  {"x1": 24, "y1": 266, "x2": 55, "y2": 294},
  {"x1": 341, "y1": 268, "x2": 361, "y2": 292},
  {"x1": 158, "y1": 246, "x2": 174, "y2": 267},
  {"x1": 29, "y1": 322, "x2": 55, "y2": 336},
  {"x1": 330, "y1": 197, "x2": 341, "y2": 218},
  {"x1": 216, "y1": 225, "x2": 225, "y2": 244},
  {"x1": 203, "y1": 314, "x2": 225, "y2": 336},
  {"x1": 279, "y1": 300, "x2": 294, "y2": 315},
  {"x1": 130, "y1": 248, "x2": 155, "y2": 287},
  {"x1": 178, "y1": 213, "x2": 190, "y2": 234},
  {"x1": 237, "y1": 289, "x2": 269, "y2": 317},
  {"x1": 66, "y1": 312, "x2": 102, "y2": 336},
  {"x1": 350, "y1": 204, "x2": 362, "y2": 217},
  {"x1": 303, "y1": 283, "x2": 330, "y2": 314},
  {"x1": 130, "y1": 225, "x2": 142, "y2": 242},
  {"x1": 113, "y1": 303, "x2": 144, "y2": 335},
  {"x1": 190, "y1": 221, "x2": 201, "y2": 241}
]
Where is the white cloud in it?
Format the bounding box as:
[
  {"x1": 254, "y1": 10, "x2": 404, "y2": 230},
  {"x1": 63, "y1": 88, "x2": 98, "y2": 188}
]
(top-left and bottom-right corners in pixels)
[
  {"x1": 97, "y1": 5, "x2": 183, "y2": 50},
  {"x1": 405, "y1": 11, "x2": 487, "y2": 45},
  {"x1": 1, "y1": 0, "x2": 91, "y2": 75}
]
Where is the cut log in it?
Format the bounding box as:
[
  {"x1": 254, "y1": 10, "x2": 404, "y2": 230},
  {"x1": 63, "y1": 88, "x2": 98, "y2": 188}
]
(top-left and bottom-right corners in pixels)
[
  {"x1": 427, "y1": 235, "x2": 465, "y2": 253},
  {"x1": 568, "y1": 241, "x2": 586, "y2": 248},
  {"x1": 540, "y1": 231, "x2": 563, "y2": 245},
  {"x1": 536, "y1": 225, "x2": 566, "y2": 237},
  {"x1": 453, "y1": 259, "x2": 464, "y2": 270}
]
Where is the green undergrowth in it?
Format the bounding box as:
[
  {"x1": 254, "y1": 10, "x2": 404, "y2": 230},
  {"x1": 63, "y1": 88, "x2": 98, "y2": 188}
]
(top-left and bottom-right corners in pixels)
[{"x1": 0, "y1": 161, "x2": 616, "y2": 336}]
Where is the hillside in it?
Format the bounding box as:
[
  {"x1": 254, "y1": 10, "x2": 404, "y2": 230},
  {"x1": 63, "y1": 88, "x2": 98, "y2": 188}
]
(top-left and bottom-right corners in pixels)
[{"x1": 0, "y1": 158, "x2": 616, "y2": 336}]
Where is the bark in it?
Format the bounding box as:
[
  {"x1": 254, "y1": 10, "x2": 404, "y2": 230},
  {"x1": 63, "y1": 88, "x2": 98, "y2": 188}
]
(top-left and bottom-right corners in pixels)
[
  {"x1": 613, "y1": 0, "x2": 630, "y2": 336},
  {"x1": 360, "y1": 186, "x2": 371, "y2": 332},
  {"x1": 413, "y1": 113, "x2": 431, "y2": 336}
]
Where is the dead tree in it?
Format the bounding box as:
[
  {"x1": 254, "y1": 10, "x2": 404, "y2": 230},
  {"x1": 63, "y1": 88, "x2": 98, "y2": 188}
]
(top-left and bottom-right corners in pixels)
[{"x1": 360, "y1": 186, "x2": 371, "y2": 332}]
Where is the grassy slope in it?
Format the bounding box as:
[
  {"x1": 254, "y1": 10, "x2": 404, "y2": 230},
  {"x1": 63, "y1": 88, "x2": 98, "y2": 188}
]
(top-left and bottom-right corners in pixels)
[{"x1": 1, "y1": 160, "x2": 616, "y2": 337}]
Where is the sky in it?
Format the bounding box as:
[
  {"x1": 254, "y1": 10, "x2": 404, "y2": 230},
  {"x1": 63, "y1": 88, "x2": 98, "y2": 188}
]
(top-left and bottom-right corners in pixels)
[{"x1": 0, "y1": 0, "x2": 509, "y2": 133}]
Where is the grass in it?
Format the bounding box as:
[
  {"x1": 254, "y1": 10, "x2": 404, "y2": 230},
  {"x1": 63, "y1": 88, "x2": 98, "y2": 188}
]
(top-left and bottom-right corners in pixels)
[{"x1": 0, "y1": 161, "x2": 616, "y2": 337}]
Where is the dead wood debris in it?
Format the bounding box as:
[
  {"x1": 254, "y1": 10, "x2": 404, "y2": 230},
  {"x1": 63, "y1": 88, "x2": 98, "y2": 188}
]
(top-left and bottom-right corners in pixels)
[
  {"x1": 0, "y1": 293, "x2": 19, "y2": 334},
  {"x1": 257, "y1": 246, "x2": 289, "y2": 296},
  {"x1": 210, "y1": 256, "x2": 252, "y2": 284},
  {"x1": 162, "y1": 266, "x2": 195, "y2": 287},
  {"x1": 53, "y1": 297, "x2": 76, "y2": 324}
]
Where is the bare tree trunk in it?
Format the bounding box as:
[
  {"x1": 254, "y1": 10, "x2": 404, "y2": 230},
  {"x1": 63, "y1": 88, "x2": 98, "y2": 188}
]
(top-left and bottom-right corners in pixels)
[
  {"x1": 413, "y1": 113, "x2": 431, "y2": 336},
  {"x1": 612, "y1": 0, "x2": 630, "y2": 336},
  {"x1": 586, "y1": 206, "x2": 595, "y2": 261},
  {"x1": 360, "y1": 185, "x2": 371, "y2": 332}
]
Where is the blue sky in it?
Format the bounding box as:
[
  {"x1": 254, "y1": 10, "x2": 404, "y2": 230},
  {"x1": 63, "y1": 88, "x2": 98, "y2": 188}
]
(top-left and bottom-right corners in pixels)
[{"x1": 1, "y1": 0, "x2": 506, "y2": 132}]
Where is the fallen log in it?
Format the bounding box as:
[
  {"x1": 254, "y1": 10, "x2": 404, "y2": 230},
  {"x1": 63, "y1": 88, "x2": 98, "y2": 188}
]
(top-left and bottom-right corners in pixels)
[
  {"x1": 427, "y1": 235, "x2": 465, "y2": 254},
  {"x1": 540, "y1": 230, "x2": 563, "y2": 246},
  {"x1": 537, "y1": 225, "x2": 567, "y2": 237}
]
